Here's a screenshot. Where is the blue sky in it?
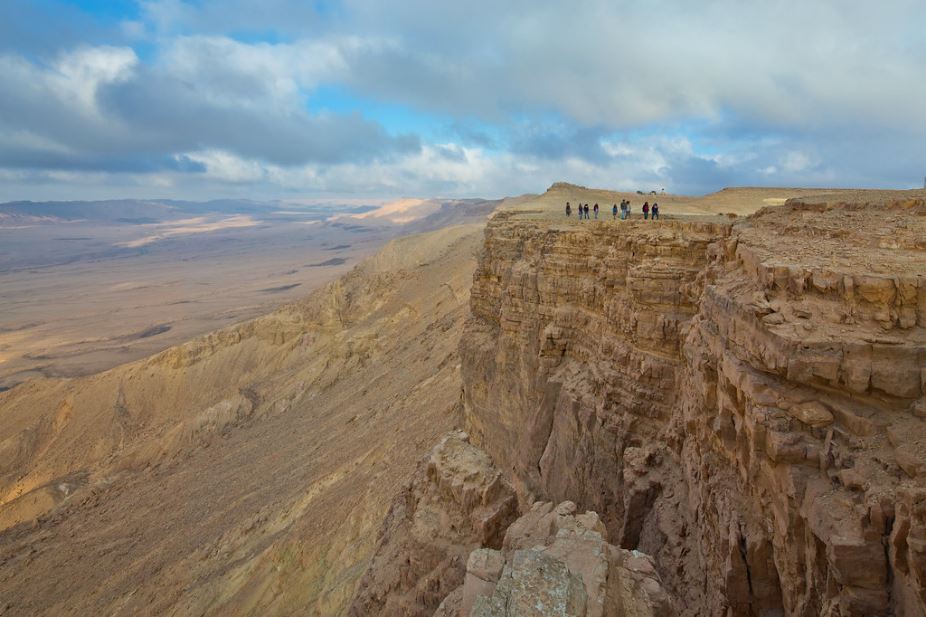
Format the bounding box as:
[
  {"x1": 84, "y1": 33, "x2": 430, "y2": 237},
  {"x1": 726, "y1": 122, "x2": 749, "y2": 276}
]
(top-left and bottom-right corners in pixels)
[{"x1": 1, "y1": 0, "x2": 924, "y2": 201}]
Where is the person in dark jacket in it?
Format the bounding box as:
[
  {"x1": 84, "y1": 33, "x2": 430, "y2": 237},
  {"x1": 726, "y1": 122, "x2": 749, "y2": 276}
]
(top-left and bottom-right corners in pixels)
[
  {"x1": 642, "y1": 202, "x2": 650, "y2": 220},
  {"x1": 612, "y1": 203, "x2": 618, "y2": 219},
  {"x1": 566, "y1": 202, "x2": 572, "y2": 217},
  {"x1": 652, "y1": 202, "x2": 659, "y2": 220},
  {"x1": 583, "y1": 204, "x2": 590, "y2": 219}
]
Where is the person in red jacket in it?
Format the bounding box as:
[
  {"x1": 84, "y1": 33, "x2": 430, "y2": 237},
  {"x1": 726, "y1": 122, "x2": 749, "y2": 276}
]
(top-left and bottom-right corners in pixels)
[{"x1": 642, "y1": 202, "x2": 650, "y2": 220}]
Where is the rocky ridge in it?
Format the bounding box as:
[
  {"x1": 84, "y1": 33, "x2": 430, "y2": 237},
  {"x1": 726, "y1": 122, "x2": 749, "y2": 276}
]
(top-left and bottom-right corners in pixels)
[{"x1": 348, "y1": 431, "x2": 519, "y2": 616}]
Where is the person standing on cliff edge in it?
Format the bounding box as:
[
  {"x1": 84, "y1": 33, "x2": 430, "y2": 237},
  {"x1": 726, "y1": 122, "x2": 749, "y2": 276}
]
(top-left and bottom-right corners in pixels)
[
  {"x1": 642, "y1": 202, "x2": 650, "y2": 220},
  {"x1": 584, "y1": 204, "x2": 590, "y2": 219},
  {"x1": 652, "y1": 202, "x2": 659, "y2": 220},
  {"x1": 612, "y1": 203, "x2": 618, "y2": 219},
  {"x1": 593, "y1": 203, "x2": 599, "y2": 219},
  {"x1": 566, "y1": 202, "x2": 572, "y2": 217}
]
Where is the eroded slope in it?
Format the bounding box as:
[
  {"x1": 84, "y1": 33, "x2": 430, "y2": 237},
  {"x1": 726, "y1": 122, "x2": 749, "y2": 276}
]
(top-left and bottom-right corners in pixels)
[{"x1": 0, "y1": 224, "x2": 484, "y2": 616}]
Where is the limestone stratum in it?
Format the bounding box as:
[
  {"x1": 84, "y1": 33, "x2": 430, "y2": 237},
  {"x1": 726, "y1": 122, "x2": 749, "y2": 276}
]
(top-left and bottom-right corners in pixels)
[{"x1": 1, "y1": 184, "x2": 925, "y2": 616}]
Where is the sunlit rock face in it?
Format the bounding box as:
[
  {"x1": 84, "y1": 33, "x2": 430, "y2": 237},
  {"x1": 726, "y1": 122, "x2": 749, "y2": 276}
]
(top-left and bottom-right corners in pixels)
[
  {"x1": 436, "y1": 500, "x2": 671, "y2": 617},
  {"x1": 348, "y1": 431, "x2": 519, "y2": 617},
  {"x1": 460, "y1": 199, "x2": 926, "y2": 616},
  {"x1": 351, "y1": 434, "x2": 671, "y2": 617}
]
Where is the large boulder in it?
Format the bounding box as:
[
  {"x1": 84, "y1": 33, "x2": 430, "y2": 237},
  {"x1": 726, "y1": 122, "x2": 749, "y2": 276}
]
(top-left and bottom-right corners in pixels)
[
  {"x1": 438, "y1": 501, "x2": 672, "y2": 617},
  {"x1": 348, "y1": 431, "x2": 518, "y2": 617}
]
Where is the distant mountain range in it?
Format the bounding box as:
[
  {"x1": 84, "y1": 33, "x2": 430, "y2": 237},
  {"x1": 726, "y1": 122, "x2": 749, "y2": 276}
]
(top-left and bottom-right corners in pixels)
[
  {"x1": 0, "y1": 197, "x2": 500, "y2": 230},
  {"x1": 0, "y1": 198, "x2": 378, "y2": 225}
]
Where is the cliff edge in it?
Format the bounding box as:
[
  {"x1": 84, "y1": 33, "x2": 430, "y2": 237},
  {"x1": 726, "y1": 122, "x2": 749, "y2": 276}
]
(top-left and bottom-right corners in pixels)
[{"x1": 459, "y1": 194, "x2": 926, "y2": 616}]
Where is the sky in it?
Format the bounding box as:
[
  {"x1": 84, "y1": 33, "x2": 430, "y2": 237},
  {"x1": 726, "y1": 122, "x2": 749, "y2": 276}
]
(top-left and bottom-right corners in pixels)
[{"x1": 1, "y1": 0, "x2": 925, "y2": 201}]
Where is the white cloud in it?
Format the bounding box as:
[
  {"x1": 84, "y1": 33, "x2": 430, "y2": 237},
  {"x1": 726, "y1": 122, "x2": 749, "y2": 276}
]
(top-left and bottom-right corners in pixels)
[
  {"x1": 335, "y1": 0, "x2": 926, "y2": 134},
  {"x1": 157, "y1": 36, "x2": 351, "y2": 108},
  {"x1": 184, "y1": 150, "x2": 267, "y2": 183},
  {"x1": 0, "y1": 37, "x2": 418, "y2": 173},
  {"x1": 781, "y1": 151, "x2": 813, "y2": 173},
  {"x1": 50, "y1": 46, "x2": 138, "y2": 114}
]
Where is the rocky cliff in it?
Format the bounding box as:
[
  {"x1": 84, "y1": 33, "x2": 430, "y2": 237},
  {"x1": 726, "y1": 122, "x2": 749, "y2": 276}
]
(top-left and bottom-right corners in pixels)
[{"x1": 459, "y1": 197, "x2": 926, "y2": 616}]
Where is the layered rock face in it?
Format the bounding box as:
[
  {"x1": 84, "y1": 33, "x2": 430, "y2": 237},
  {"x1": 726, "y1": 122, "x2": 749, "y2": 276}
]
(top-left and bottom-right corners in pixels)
[{"x1": 461, "y1": 200, "x2": 926, "y2": 616}]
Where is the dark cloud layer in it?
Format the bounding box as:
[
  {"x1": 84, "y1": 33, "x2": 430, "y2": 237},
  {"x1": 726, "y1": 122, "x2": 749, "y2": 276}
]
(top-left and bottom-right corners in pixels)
[{"x1": 98, "y1": 72, "x2": 420, "y2": 166}]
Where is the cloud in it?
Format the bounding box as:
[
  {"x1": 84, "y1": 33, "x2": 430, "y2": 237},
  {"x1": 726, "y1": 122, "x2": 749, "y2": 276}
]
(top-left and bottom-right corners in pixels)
[
  {"x1": 0, "y1": 37, "x2": 419, "y2": 176},
  {"x1": 508, "y1": 123, "x2": 613, "y2": 164},
  {"x1": 335, "y1": 0, "x2": 926, "y2": 134},
  {"x1": 1, "y1": 0, "x2": 925, "y2": 200}
]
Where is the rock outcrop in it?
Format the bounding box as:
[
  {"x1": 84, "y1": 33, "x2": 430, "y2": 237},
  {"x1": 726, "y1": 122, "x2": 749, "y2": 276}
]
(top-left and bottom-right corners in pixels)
[
  {"x1": 349, "y1": 431, "x2": 519, "y2": 617},
  {"x1": 460, "y1": 198, "x2": 926, "y2": 616},
  {"x1": 436, "y1": 500, "x2": 670, "y2": 617},
  {"x1": 351, "y1": 433, "x2": 670, "y2": 617}
]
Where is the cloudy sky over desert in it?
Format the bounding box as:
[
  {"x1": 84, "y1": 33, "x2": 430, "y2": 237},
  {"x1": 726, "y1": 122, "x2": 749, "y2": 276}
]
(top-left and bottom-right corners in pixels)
[{"x1": 2, "y1": 0, "x2": 924, "y2": 200}]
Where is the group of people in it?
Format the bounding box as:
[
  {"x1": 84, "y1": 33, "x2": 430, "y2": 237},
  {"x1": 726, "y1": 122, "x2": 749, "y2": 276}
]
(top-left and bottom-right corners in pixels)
[
  {"x1": 567, "y1": 202, "x2": 598, "y2": 219},
  {"x1": 565, "y1": 200, "x2": 659, "y2": 221}
]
